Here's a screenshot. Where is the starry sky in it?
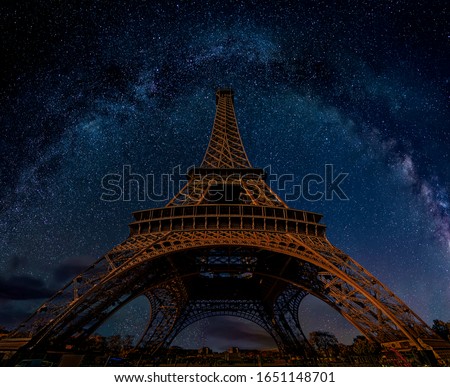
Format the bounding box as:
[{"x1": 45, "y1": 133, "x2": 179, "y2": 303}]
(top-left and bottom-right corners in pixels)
[{"x1": 1, "y1": 0, "x2": 449, "y2": 351}]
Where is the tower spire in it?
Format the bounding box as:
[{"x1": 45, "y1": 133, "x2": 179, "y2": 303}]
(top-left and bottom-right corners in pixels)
[
  {"x1": 201, "y1": 88, "x2": 252, "y2": 168},
  {"x1": 168, "y1": 88, "x2": 287, "y2": 207}
]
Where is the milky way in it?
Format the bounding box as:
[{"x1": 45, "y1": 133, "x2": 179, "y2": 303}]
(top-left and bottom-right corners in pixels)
[{"x1": 1, "y1": 1, "x2": 449, "y2": 350}]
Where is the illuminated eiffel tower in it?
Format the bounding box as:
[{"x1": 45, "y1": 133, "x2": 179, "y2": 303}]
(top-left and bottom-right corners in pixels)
[{"x1": 10, "y1": 89, "x2": 450, "y2": 364}]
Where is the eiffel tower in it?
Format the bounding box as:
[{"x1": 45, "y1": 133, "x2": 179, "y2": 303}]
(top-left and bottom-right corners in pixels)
[{"x1": 9, "y1": 89, "x2": 450, "y2": 365}]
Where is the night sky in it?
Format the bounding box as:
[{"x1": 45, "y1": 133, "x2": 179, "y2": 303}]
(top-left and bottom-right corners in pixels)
[{"x1": 1, "y1": 1, "x2": 449, "y2": 351}]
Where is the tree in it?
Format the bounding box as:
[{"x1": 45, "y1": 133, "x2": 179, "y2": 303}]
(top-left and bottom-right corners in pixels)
[
  {"x1": 350, "y1": 335, "x2": 381, "y2": 365},
  {"x1": 352, "y1": 335, "x2": 380, "y2": 355},
  {"x1": 337, "y1": 343, "x2": 354, "y2": 363},
  {"x1": 431, "y1": 320, "x2": 450, "y2": 341},
  {"x1": 308, "y1": 331, "x2": 339, "y2": 358},
  {"x1": 105, "y1": 335, "x2": 134, "y2": 356}
]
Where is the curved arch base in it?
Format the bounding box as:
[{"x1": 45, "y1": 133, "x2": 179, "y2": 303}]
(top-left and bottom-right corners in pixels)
[{"x1": 10, "y1": 229, "x2": 450, "y2": 365}]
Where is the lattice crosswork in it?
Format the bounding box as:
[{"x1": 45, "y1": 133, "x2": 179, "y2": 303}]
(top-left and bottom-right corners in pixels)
[
  {"x1": 167, "y1": 173, "x2": 287, "y2": 207},
  {"x1": 166, "y1": 300, "x2": 286, "y2": 350},
  {"x1": 165, "y1": 89, "x2": 286, "y2": 208},
  {"x1": 116, "y1": 230, "x2": 435, "y2": 347},
  {"x1": 13, "y1": 233, "x2": 168, "y2": 337},
  {"x1": 136, "y1": 281, "x2": 188, "y2": 354},
  {"x1": 271, "y1": 287, "x2": 309, "y2": 354},
  {"x1": 201, "y1": 89, "x2": 251, "y2": 168}
]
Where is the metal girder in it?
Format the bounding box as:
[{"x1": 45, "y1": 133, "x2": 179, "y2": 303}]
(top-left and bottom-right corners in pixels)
[
  {"x1": 270, "y1": 286, "x2": 309, "y2": 355},
  {"x1": 201, "y1": 89, "x2": 251, "y2": 169},
  {"x1": 136, "y1": 281, "x2": 188, "y2": 354},
  {"x1": 167, "y1": 173, "x2": 287, "y2": 207},
  {"x1": 161, "y1": 300, "x2": 287, "y2": 353}
]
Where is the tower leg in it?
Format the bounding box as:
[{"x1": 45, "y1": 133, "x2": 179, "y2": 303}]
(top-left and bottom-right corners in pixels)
[
  {"x1": 137, "y1": 281, "x2": 187, "y2": 357},
  {"x1": 270, "y1": 287, "x2": 313, "y2": 361}
]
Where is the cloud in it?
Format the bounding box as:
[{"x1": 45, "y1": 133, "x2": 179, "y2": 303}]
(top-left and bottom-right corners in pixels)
[
  {"x1": 172, "y1": 316, "x2": 277, "y2": 351},
  {"x1": 52, "y1": 262, "x2": 90, "y2": 283},
  {"x1": 204, "y1": 317, "x2": 276, "y2": 350},
  {"x1": 0, "y1": 275, "x2": 54, "y2": 301},
  {"x1": 8, "y1": 255, "x2": 28, "y2": 272},
  {"x1": 0, "y1": 302, "x2": 30, "y2": 328}
]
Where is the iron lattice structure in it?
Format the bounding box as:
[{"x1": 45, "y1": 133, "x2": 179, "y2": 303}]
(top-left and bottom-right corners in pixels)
[{"x1": 12, "y1": 89, "x2": 450, "y2": 364}]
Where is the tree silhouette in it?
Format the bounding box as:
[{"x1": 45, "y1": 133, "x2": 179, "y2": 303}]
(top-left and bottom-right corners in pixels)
[
  {"x1": 308, "y1": 331, "x2": 339, "y2": 358},
  {"x1": 431, "y1": 320, "x2": 450, "y2": 341}
]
